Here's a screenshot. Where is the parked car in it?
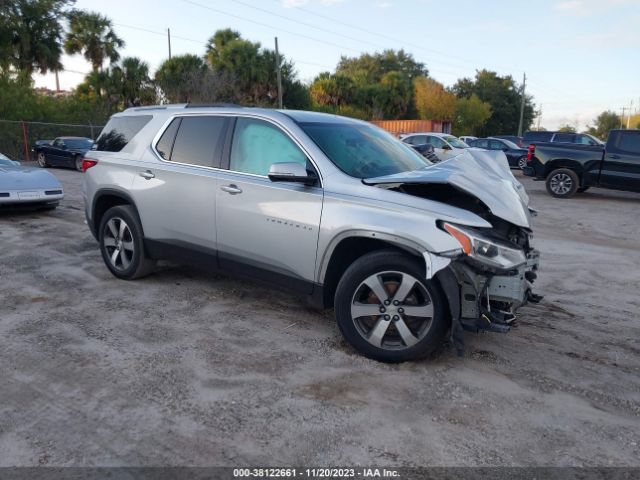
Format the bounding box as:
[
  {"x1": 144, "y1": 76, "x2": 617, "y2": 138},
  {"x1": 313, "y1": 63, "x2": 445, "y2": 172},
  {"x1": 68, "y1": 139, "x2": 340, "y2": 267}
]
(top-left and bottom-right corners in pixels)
[
  {"x1": 468, "y1": 137, "x2": 529, "y2": 170},
  {"x1": 35, "y1": 136, "x2": 94, "y2": 171},
  {"x1": 84, "y1": 105, "x2": 540, "y2": 362},
  {"x1": 459, "y1": 136, "x2": 477, "y2": 144},
  {"x1": 492, "y1": 135, "x2": 525, "y2": 148},
  {"x1": 523, "y1": 131, "x2": 603, "y2": 146},
  {"x1": 401, "y1": 133, "x2": 469, "y2": 161},
  {"x1": 0, "y1": 152, "x2": 64, "y2": 210},
  {"x1": 523, "y1": 129, "x2": 640, "y2": 198},
  {"x1": 31, "y1": 139, "x2": 52, "y2": 160},
  {"x1": 408, "y1": 142, "x2": 440, "y2": 163}
]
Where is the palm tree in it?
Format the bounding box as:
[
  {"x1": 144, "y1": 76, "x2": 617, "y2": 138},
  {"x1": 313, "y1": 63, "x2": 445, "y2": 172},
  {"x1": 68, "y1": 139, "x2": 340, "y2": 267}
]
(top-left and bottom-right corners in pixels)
[
  {"x1": 119, "y1": 57, "x2": 154, "y2": 106},
  {"x1": 64, "y1": 10, "x2": 124, "y2": 71}
]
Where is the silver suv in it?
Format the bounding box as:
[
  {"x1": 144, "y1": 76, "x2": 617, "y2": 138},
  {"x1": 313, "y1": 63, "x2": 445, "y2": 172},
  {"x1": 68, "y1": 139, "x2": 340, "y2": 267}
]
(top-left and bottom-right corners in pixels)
[{"x1": 83, "y1": 104, "x2": 540, "y2": 362}]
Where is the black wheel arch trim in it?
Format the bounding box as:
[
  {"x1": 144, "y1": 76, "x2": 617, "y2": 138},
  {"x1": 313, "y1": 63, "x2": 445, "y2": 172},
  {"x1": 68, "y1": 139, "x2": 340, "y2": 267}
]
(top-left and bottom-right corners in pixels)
[{"x1": 90, "y1": 188, "x2": 140, "y2": 240}]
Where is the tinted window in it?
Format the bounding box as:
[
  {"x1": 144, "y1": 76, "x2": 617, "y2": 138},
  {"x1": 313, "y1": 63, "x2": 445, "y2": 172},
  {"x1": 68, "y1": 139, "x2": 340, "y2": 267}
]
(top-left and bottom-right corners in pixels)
[
  {"x1": 489, "y1": 139, "x2": 506, "y2": 150},
  {"x1": 301, "y1": 122, "x2": 430, "y2": 178},
  {"x1": 474, "y1": 139, "x2": 489, "y2": 149},
  {"x1": 155, "y1": 118, "x2": 181, "y2": 160},
  {"x1": 428, "y1": 136, "x2": 445, "y2": 148},
  {"x1": 95, "y1": 115, "x2": 152, "y2": 152},
  {"x1": 523, "y1": 131, "x2": 553, "y2": 142},
  {"x1": 611, "y1": 131, "x2": 640, "y2": 155},
  {"x1": 553, "y1": 133, "x2": 576, "y2": 143},
  {"x1": 230, "y1": 118, "x2": 307, "y2": 176},
  {"x1": 171, "y1": 116, "x2": 228, "y2": 167},
  {"x1": 66, "y1": 139, "x2": 93, "y2": 149}
]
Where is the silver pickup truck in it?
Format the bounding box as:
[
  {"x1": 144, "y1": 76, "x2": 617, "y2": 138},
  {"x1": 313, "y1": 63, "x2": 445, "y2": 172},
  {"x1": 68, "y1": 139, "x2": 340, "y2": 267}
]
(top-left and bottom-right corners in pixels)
[{"x1": 83, "y1": 105, "x2": 540, "y2": 362}]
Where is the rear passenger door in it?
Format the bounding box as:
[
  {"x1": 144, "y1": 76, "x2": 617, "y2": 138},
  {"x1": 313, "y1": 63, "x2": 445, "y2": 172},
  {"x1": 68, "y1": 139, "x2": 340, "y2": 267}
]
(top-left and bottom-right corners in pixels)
[
  {"x1": 131, "y1": 115, "x2": 230, "y2": 259},
  {"x1": 215, "y1": 116, "x2": 323, "y2": 293},
  {"x1": 599, "y1": 130, "x2": 640, "y2": 192}
]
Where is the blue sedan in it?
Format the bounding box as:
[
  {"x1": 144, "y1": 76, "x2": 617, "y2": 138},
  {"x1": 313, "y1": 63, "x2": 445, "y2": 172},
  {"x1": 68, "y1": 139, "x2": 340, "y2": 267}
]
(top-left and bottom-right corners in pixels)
[{"x1": 35, "y1": 136, "x2": 93, "y2": 171}]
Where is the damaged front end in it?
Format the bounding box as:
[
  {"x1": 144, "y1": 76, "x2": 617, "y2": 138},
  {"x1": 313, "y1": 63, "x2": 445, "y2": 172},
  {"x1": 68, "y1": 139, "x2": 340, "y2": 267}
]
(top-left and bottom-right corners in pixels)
[{"x1": 364, "y1": 149, "x2": 542, "y2": 352}]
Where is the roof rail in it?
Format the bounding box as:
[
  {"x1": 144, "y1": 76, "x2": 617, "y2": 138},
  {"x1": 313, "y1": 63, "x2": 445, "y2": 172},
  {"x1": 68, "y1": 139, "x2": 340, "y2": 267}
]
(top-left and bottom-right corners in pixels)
[{"x1": 184, "y1": 103, "x2": 243, "y2": 109}]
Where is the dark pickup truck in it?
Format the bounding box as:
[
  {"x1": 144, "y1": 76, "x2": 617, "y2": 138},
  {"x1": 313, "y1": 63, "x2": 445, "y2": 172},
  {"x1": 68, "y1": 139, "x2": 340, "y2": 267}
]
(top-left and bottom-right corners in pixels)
[{"x1": 523, "y1": 129, "x2": 640, "y2": 198}]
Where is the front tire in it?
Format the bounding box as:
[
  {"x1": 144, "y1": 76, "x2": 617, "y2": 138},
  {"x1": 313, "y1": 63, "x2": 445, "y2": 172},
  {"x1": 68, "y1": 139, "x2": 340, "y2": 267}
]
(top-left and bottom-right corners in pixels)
[
  {"x1": 99, "y1": 205, "x2": 155, "y2": 280},
  {"x1": 546, "y1": 168, "x2": 579, "y2": 198},
  {"x1": 334, "y1": 250, "x2": 448, "y2": 363},
  {"x1": 37, "y1": 152, "x2": 48, "y2": 168}
]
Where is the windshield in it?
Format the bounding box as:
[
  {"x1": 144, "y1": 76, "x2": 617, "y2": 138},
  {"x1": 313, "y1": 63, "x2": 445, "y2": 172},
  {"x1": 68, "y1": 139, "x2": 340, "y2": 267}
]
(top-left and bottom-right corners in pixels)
[
  {"x1": 300, "y1": 122, "x2": 432, "y2": 178},
  {"x1": 443, "y1": 136, "x2": 469, "y2": 149},
  {"x1": 65, "y1": 139, "x2": 93, "y2": 149}
]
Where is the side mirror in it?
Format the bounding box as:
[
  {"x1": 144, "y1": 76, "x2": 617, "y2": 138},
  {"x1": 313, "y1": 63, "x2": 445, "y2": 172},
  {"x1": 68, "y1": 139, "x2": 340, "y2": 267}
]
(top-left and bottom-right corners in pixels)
[{"x1": 268, "y1": 162, "x2": 317, "y2": 186}]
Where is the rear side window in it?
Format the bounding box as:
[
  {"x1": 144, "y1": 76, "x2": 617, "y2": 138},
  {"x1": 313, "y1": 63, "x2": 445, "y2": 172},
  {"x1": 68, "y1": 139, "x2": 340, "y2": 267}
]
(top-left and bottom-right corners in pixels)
[
  {"x1": 95, "y1": 115, "x2": 152, "y2": 152},
  {"x1": 610, "y1": 131, "x2": 640, "y2": 155},
  {"x1": 162, "y1": 116, "x2": 229, "y2": 168},
  {"x1": 553, "y1": 133, "x2": 576, "y2": 143},
  {"x1": 489, "y1": 139, "x2": 505, "y2": 150},
  {"x1": 524, "y1": 131, "x2": 552, "y2": 142}
]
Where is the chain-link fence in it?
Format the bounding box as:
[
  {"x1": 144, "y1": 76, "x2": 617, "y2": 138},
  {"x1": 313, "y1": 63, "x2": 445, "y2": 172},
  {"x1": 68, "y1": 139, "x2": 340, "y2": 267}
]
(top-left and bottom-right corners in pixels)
[{"x1": 0, "y1": 119, "x2": 104, "y2": 161}]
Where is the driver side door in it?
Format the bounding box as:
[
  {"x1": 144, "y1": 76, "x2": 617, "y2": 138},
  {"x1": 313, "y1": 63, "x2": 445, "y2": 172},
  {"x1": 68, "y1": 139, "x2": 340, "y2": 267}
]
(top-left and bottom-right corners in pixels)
[{"x1": 216, "y1": 117, "x2": 323, "y2": 293}]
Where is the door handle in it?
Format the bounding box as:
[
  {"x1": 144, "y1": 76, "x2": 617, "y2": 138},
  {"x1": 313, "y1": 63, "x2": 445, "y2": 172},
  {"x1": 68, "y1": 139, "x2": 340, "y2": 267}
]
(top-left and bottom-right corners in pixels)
[
  {"x1": 221, "y1": 184, "x2": 242, "y2": 195},
  {"x1": 608, "y1": 154, "x2": 621, "y2": 160},
  {"x1": 139, "y1": 170, "x2": 155, "y2": 179}
]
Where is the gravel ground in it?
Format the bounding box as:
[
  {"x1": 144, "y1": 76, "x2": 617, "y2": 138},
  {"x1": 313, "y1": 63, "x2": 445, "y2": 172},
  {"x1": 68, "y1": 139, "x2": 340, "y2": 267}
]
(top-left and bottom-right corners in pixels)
[{"x1": 0, "y1": 165, "x2": 639, "y2": 467}]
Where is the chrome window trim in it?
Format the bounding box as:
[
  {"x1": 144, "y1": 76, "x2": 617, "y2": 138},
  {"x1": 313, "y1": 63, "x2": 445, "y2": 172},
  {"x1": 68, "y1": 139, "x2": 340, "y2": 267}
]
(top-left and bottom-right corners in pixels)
[{"x1": 149, "y1": 111, "x2": 324, "y2": 188}]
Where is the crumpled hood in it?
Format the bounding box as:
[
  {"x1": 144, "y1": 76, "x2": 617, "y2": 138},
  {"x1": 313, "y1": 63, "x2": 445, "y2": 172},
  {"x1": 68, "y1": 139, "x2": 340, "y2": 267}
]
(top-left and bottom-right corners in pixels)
[
  {"x1": 363, "y1": 148, "x2": 533, "y2": 228},
  {"x1": 0, "y1": 165, "x2": 63, "y2": 190}
]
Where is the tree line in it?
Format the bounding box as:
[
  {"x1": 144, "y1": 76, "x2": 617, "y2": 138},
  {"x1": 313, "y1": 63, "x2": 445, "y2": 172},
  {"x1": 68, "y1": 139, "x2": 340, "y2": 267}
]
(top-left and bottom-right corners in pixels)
[{"x1": 3, "y1": 0, "x2": 621, "y2": 140}]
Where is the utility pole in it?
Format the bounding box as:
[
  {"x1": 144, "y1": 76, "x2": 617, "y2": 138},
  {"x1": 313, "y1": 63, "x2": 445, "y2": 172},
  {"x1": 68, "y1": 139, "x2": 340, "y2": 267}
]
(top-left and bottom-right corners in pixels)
[
  {"x1": 167, "y1": 28, "x2": 172, "y2": 59},
  {"x1": 517, "y1": 72, "x2": 526, "y2": 136},
  {"x1": 54, "y1": 70, "x2": 60, "y2": 92},
  {"x1": 620, "y1": 107, "x2": 628, "y2": 128},
  {"x1": 627, "y1": 100, "x2": 633, "y2": 129},
  {"x1": 274, "y1": 37, "x2": 283, "y2": 109},
  {"x1": 536, "y1": 104, "x2": 542, "y2": 131}
]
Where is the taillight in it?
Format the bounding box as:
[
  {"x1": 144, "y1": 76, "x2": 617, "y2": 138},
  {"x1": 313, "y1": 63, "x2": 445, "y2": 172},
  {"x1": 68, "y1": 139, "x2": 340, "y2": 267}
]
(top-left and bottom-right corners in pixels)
[
  {"x1": 526, "y1": 144, "x2": 535, "y2": 162},
  {"x1": 82, "y1": 159, "x2": 98, "y2": 172}
]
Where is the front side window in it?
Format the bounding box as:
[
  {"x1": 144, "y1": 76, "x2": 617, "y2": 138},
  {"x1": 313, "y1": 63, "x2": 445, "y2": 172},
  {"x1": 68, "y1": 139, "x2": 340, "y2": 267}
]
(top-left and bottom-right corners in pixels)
[
  {"x1": 553, "y1": 133, "x2": 576, "y2": 143},
  {"x1": 95, "y1": 115, "x2": 152, "y2": 152},
  {"x1": 428, "y1": 136, "x2": 446, "y2": 149},
  {"x1": 230, "y1": 118, "x2": 307, "y2": 176},
  {"x1": 300, "y1": 122, "x2": 431, "y2": 178},
  {"x1": 65, "y1": 139, "x2": 93, "y2": 149},
  {"x1": 489, "y1": 139, "x2": 505, "y2": 150},
  {"x1": 443, "y1": 136, "x2": 468, "y2": 149}
]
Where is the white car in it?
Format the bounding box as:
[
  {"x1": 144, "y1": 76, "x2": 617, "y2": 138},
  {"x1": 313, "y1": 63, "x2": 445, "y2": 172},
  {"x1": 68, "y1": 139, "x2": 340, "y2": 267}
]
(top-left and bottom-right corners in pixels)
[
  {"x1": 0, "y1": 153, "x2": 64, "y2": 210},
  {"x1": 401, "y1": 133, "x2": 470, "y2": 162},
  {"x1": 459, "y1": 135, "x2": 477, "y2": 144}
]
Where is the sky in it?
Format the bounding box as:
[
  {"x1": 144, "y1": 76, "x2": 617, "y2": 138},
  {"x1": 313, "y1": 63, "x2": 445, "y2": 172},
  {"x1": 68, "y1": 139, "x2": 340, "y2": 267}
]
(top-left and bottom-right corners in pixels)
[{"x1": 34, "y1": 0, "x2": 640, "y2": 131}]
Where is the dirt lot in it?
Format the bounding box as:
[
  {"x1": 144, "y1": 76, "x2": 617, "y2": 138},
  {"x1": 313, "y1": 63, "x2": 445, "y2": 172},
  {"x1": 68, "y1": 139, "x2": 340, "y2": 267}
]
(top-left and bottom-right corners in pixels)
[{"x1": 1, "y1": 166, "x2": 639, "y2": 468}]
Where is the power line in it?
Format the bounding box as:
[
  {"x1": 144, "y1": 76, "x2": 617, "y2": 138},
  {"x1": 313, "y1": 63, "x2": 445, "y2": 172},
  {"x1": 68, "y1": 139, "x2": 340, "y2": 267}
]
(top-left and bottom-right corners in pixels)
[{"x1": 178, "y1": 0, "x2": 362, "y2": 53}]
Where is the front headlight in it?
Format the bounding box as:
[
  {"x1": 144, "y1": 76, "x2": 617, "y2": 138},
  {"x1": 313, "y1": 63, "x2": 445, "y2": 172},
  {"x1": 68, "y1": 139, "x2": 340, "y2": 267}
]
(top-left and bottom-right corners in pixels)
[{"x1": 442, "y1": 222, "x2": 526, "y2": 270}]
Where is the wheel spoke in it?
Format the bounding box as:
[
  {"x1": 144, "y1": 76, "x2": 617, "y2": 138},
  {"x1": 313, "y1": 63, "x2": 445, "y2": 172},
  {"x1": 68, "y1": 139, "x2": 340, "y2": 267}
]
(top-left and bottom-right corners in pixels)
[
  {"x1": 122, "y1": 239, "x2": 134, "y2": 251},
  {"x1": 118, "y1": 220, "x2": 127, "y2": 238},
  {"x1": 368, "y1": 317, "x2": 392, "y2": 347},
  {"x1": 363, "y1": 274, "x2": 389, "y2": 303},
  {"x1": 395, "y1": 318, "x2": 419, "y2": 347},
  {"x1": 110, "y1": 248, "x2": 120, "y2": 265},
  {"x1": 351, "y1": 303, "x2": 382, "y2": 319},
  {"x1": 107, "y1": 219, "x2": 118, "y2": 238},
  {"x1": 103, "y1": 237, "x2": 116, "y2": 247},
  {"x1": 392, "y1": 274, "x2": 416, "y2": 303},
  {"x1": 402, "y1": 304, "x2": 433, "y2": 318}
]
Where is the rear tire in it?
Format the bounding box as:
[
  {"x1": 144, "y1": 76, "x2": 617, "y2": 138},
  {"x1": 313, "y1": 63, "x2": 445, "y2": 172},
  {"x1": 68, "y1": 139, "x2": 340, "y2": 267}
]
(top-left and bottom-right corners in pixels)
[
  {"x1": 99, "y1": 205, "x2": 155, "y2": 280},
  {"x1": 546, "y1": 168, "x2": 579, "y2": 198},
  {"x1": 74, "y1": 155, "x2": 83, "y2": 172},
  {"x1": 334, "y1": 250, "x2": 448, "y2": 363},
  {"x1": 517, "y1": 156, "x2": 527, "y2": 170}
]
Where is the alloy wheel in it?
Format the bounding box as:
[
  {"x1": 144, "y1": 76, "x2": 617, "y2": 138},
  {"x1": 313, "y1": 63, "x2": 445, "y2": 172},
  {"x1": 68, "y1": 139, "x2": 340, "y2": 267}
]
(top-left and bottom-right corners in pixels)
[
  {"x1": 518, "y1": 156, "x2": 527, "y2": 170},
  {"x1": 549, "y1": 172, "x2": 573, "y2": 195},
  {"x1": 103, "y1": 217, "x2": 135, "y2": 271},
  {"x1": 350, "y1": 271, "x2": 434, "y2": 350},
  {"x1": 37, "y1": 153, "x2": 46, "y2": 167}
]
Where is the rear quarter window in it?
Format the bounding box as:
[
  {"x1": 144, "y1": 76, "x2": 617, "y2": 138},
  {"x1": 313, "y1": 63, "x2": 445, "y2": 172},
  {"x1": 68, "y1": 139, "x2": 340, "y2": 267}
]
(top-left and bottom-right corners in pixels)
[
  {"x1": 94, "y1": 115, "x2": 152, "y2": 152},
  {"x1": 609, "y1": 131, "x2": 640, "y2": 155}
]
